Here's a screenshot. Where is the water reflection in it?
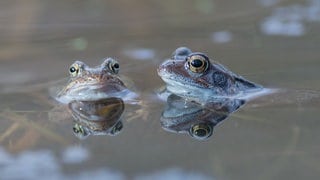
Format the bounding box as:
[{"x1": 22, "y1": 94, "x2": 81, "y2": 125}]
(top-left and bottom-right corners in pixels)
[
  {"x1": 62, "y1": 146, "x2": 90, "y2": 164},
  {"x1": 1, "y1": 0, "x2": 320, "y2": 178},
  {"x1": 210, "y1": 31, "x2": 233, "y2": 44},
  {"x1": 69, "y1": 97, "x2": 125, "y2": 139},
  {"x1": 160, "y1": 93, "x2": 244, "y2": 140},
  {"x1": 123, "y1": 48, "x2": 155, "y2": 61},
  {"x1": 0, "y1": 146, "x2": 125, "y2": 180},
  {"x1": 261, "y1": 0, "x2": 320, "y2": 36},
  {"x1": 0, "y1": 146, "x2": 212, "y2": 179}
]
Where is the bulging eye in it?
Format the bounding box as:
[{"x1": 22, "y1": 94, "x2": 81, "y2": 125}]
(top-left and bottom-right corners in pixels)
[
  {"x1": 73, "y1": 123, "x2": 84, "y2": 135},
  {"x1": 109, "y1": 61, "x2": 120, "y2": 74},
  {"x1": 108, "y1": 60, "x2": 120, "y2": 74},
  {"x1": 189, "y1": 123, "x2": 213, "y2": 140},
  {"x1": 69, "y1": 64, "x2": 80, "y2": 77},
  {"x1": 187, "y1": 54, "x2": 208, "y2": 73},
  {"x1": 73, "y1": 123, "x2": 89, "y2": 139}
]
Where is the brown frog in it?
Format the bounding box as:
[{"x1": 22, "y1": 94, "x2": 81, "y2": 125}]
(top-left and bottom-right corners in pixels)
[
  {"x1": 55, "y1": 58, "x2": 136, "y2": 104},
  {"x1": 157, "y1": 47, "x2": 263, "y2": 103}
]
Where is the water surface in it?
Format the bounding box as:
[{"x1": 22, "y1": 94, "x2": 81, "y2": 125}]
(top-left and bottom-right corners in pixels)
[{"x1": 1, "y1": 0, "x2": 320, "y2": 179}]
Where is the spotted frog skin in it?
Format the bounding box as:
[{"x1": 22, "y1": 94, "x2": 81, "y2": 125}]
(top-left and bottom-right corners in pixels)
[
  {"x1": 157, "y1": 47, "x2": 262, "y2": 102},
  {"x1": 55, "y1": 58, "x2": 128, "y2": 104}
]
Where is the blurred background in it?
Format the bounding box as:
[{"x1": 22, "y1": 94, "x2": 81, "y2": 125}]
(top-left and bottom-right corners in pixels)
[{"x1": 0, "y1": 0, "x2": 320, "y2": 179}]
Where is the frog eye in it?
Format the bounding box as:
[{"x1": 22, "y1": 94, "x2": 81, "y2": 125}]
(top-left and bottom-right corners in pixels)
[
  {"x1": 110, "y1": 121, "x2": 123, "y2": 136},
  {"x1": 189, "y1": 123, "x2": 213, "y2": 140},
  {"x1": 187, "y1": 54, "x2": 208, "y2": 73},
  {"x1": 72, "y1": 123, "x2": 88, "y2": 139},
  {"x1": 69, "y1": 63, "x2": 80, "y2": 77},
  {"x1": 108, "y1": 60, "x2": 120, "y2": 74}
]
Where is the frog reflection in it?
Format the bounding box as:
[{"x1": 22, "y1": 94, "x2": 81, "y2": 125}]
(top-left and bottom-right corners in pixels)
[
  {"x1": 160, "y1": 94, "x2": 244, "y2": 140},
  {"x1": 68, "y1": 97, "x2": 125, "y2": 139}
]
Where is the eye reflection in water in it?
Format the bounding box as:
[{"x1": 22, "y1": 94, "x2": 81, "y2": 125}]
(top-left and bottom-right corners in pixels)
[
  {"x1": 160, "y1": 94, "x2": 245, "y2": 140},
  {"x1": 68, "y1": 97, "x2": 125, "y2": 139}
]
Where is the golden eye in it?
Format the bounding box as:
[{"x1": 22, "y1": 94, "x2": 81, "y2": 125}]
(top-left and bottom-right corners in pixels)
[
  {"x1": 187, "y1": 54, "x2": 208, "y2": 73},
  {"x1": 108, "y1": 60, "x2": 120, "y2": 74},
  {"x1": 189, "y1": 123, "x2": 213, "y2": 140},
  {"x1": 69, "y1": 63, "x2": 80, "y2": 77}
]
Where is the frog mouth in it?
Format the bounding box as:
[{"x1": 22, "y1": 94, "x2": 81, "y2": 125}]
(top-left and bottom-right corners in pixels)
[
  {"x1": 158, "y1": 70, "x2": 202, "y2": 89},
  {"x1": 159, "y1": 75, "x2": 205, "y2": 98}
]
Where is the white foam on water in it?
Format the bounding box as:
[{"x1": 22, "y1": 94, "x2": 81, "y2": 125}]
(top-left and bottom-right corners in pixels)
[
  {"x1": 261, "y1": 0, "x2": 320, "y2": 36},
  {"x1": 123, "y1": 48, "x2": 155, "y2": 60},
  {"x1": 210, "y1": 31, "x2": 233, "y2": 44}
]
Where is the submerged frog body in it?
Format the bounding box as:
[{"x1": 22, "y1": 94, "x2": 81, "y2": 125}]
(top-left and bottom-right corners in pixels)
[
  {"x1": 157, "y1": 47, "x2": 263, "y2": 102},
  {"x1": 55, "y1": 58, "x2": 134, "y2": 104}
]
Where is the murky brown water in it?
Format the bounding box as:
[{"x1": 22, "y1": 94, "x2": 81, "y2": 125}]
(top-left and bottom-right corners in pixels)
[{"x1": 1, "y1": 0, "x2": 320, "y2": 179}]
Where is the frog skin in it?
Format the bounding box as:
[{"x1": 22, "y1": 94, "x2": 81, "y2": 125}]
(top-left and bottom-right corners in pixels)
[
  {"x1": 55, "y1": 58, "x2": 132, "y2": 104},
  {"x1": 160, "y1": 94, "x2": 244, "y2": 140},
  {"x1": 69, "y1": 97, "x2": 124, "y2": 139},
  {"x1": 157, "y1": 47, "x2": 263, "y2": 103}
]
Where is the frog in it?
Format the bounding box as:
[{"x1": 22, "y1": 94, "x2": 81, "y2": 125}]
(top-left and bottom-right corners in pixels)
[
  {"x1": 54, "y1": 58, "x2": 136, "y2": 104},
  {"x1": 161, "y1": 93, "x2": 244, "y2": 140},
  {"x1": 69, "y1": 97, "x2": 124, "y2": 139},
  {"x1": 157, "y1": 47, "x2": 264, "y2": 103}
]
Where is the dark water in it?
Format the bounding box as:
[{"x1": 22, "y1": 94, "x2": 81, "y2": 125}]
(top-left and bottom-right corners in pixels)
[{"x1": 1, "y1": 0, "x2": 320, "y2": 179}]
